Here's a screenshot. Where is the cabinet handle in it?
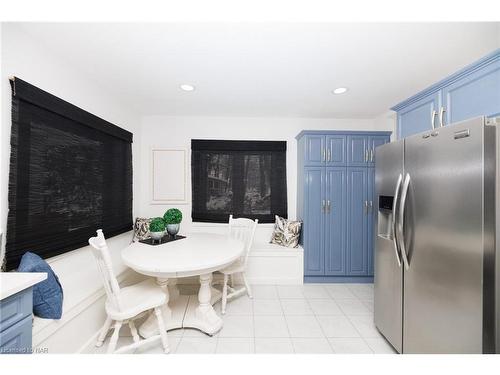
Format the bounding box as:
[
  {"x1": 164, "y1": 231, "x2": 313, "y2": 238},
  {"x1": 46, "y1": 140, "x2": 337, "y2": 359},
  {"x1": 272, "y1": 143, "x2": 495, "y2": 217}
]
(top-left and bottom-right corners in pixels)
[
  {"x1": 327, "y1": 149, "x2": 331, "y2": 162},
  {"x1": 322, "y1": 149, "x2": 326, "y2": 162},
  {"x1": 369, "y1": 200, "x2": 373, "y2": 212},
  {"x1": 439, "y1": 107, "x2": 446, "y2": 127},
  {"x1": 322, "y1": 199, "x2": 326, "y2": 212},
  {"x1": 327, "y1": 200, "x2": 331, "y2": 213},
  {"x1": 431, "y1": 110, "x2": 437, "y2": 130},
  {"x1": 370, "y1": 149, "x2": 374, "y2": 162},
  {"x1": 364, "y1": 200, "x2": 368, "y2": 214},
  {"x1": 364, "y1": 149, "x2": 368, "y2": 162}
]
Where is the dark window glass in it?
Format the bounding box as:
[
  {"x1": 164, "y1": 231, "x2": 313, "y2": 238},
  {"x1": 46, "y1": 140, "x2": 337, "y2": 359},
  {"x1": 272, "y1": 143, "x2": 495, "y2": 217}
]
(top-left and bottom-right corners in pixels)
[{"x1": 191, "y1": 140, "x2": 287, "y2": 223}]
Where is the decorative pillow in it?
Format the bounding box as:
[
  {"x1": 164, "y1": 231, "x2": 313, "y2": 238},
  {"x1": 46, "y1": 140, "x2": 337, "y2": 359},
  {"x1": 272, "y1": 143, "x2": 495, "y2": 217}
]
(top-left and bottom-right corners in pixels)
[
  {"x1": 18, "y1": 252, "x2": 64, "y2": 319},
  {"x1": 270, "y1": 215, "x2": 302, "y2": 248},
  {"x1": 133, "y1": 217, "x2": 152, "y2": 242}
]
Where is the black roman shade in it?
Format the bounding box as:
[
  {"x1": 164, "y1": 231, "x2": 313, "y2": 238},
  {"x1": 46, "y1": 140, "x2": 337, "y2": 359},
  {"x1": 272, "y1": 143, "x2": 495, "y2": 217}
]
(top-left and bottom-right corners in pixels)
[
  {"x1": 5, "y1": 77, "x2": 133, "y2": 270},
  {"x1": 191, "y1": 140, "x2": 287, "y2": 223}
]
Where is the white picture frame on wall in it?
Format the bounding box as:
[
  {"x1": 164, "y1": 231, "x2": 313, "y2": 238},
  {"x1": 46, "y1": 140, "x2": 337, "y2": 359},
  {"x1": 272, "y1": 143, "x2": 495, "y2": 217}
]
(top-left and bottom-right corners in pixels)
[{"x1": 151, "y1": 148, "x2": 188, "y2": 205}]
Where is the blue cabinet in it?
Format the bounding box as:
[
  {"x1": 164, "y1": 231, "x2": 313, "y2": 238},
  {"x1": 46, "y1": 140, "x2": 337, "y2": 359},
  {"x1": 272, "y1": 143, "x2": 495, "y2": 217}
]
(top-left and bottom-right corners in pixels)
[
  {"x1": 396, "y1": 91, "x2": 441, "y2": 139},
  {"x1": 301, "y1": 133, "x2": 347, "y2": 167},
  {"x1": 347, "y1": 135, "x2": 368, "y2": 167},
  {"x1": 303, "y1": 167, "x2": 325, "y2": 275},
  {"x1": 324, "y1": 167, "x2": 347, "y2": 275},
  {"x1": 347, "y1": 167, "x2": 368, "y2": 275},
  {"x1": 0, "y1": 288, "x2": 33, "y2": 354},
  {"x1": 303, "y1": 135, "x2": 325, "y2": 166},
  {"x1": 326, "y1": 135, "x2": 346, "y2": 166},
  {"x1": 441, "y1": 57, "x2": 500, "y2": 124},
  {"x1": 393, "y1": 49, "x2": 499, "y2": 138},
  {"x1": 297, "y1": 130, "x2": 391, "y2": 282},
  {"x1": 367, "y1": 167, "x2": 375, "y2": 275}
]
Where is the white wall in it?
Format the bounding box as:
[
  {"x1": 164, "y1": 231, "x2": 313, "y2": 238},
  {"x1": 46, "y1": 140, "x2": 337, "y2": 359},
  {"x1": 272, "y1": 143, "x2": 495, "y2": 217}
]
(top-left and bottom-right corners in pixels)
[
  {"x1": 0, "y1": 24, "x2": 142, "y2": 350},
  {"x1": 139, "y1": 116, "x2": 394, "y2": 236}
]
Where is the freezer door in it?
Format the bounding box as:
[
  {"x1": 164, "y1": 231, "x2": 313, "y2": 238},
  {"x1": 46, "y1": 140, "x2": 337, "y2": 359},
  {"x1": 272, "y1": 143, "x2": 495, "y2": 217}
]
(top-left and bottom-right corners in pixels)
[
  {"x1": 374, "y1": 140, "x2": 404, "y2": 353},
  {"x1": 401, "y1": 117, "x2": 492, "y2": 353}
]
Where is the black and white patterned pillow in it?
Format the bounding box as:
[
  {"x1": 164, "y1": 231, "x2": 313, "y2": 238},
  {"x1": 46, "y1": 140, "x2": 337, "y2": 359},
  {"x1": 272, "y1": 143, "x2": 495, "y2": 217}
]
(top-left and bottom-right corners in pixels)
[
  {"x1": 270, "y1": 215, "x2": 302, "y2": 248},
  {"x1": 132, "y1": 217, "x2": 152, "y2": 242}
]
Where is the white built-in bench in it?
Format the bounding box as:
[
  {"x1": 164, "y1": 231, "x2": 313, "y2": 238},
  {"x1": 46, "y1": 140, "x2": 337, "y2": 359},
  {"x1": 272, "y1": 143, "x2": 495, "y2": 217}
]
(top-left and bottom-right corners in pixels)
[
  {"x1": 246, "y1": 241, "x2": 303, "y2": 285},
  {"x1": 191, "y1": 223, "x2": 304, "y2": 285}
]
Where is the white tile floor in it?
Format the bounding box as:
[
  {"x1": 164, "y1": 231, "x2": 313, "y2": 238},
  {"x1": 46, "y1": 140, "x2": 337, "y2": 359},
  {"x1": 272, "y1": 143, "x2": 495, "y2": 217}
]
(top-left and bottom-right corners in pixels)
[{"x1": 92, "y1": 283, "x2": 397, "y2": 354}]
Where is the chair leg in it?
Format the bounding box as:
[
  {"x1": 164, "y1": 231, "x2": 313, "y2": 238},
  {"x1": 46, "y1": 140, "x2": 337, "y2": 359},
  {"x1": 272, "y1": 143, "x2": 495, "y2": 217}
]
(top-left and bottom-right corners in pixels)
[
  {"x1": 242, "y1": 273, "x2": 253, "y2": 298},
  {"x1": 221, "y1": 274, "x2": 229, "y2": 315},
  {"x1": 96, "y1": 317, "x2": 112, "y2": 347},
  {"x1": 230, "y1": 274, "x2": 235, "y2": 288},
  {"x1": 154, "y1": 307, "x2": 170, "y2": 354},
  {"x1": 129, "y1": 320, "x2": 140, "y2": 343},
  {"x1": 107, "y1": 321, "x2": 122, "y2": 354}
]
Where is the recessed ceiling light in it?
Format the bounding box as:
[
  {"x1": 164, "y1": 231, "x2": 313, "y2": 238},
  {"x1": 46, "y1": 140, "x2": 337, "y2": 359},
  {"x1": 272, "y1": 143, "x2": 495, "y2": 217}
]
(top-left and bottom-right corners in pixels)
[
  {"x1": 332, "y1": 87, "x2": 348, "y2": 95},
  {"x1": 180, "y1": 84, "x2": 195, "y2": 92}
]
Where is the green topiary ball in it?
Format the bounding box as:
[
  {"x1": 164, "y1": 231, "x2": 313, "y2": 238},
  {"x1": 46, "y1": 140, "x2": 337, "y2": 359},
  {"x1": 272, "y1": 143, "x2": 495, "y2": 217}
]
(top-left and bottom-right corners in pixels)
[
  {"x1": 164, "y1": 208, "x2": 183, "y2": 224},
  {"x1": 149, "y1": 217, "x2": 166, "y2": 232}
]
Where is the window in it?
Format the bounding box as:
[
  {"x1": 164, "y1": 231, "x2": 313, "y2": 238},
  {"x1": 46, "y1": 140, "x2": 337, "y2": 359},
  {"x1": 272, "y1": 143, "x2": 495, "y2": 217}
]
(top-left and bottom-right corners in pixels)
[
  {"x1": 191, "y1": 140, "x2": 287, "y2": 223},
  {"x1": 5, "y1": 77, "x2": 133, "y2": 270}
]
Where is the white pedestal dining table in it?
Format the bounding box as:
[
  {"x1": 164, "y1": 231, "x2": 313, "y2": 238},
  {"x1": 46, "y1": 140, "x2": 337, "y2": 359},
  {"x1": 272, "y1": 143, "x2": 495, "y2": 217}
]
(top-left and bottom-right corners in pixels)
[{"x1": 121, "y1": 233, "x2": 244, "y2": 338}]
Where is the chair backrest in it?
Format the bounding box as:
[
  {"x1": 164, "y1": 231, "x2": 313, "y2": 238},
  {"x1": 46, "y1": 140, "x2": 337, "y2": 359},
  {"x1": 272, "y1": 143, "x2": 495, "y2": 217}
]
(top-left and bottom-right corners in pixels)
[
  {"x1": 228, "y1": 215, "x2": 258, "y2": 266},
  {"x1": 88, "y1": 229, "x2": 122, "y2": 311}
]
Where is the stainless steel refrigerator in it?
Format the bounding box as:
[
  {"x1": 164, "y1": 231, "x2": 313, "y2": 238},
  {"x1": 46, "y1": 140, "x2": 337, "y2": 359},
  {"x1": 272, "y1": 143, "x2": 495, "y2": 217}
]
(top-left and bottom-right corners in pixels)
[{"x1": 374, "y1": 116, "x2": 499, "y2": 354}]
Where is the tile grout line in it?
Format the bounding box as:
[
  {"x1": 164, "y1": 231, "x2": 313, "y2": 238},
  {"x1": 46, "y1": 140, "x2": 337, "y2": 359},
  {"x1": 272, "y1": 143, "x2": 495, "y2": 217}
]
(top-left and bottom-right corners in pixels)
[
  {"x1": 308, "y1": 284, "x2": 337, "y2": 354},
  {"x1": 277, "y1": 286, "x2": 295, "y2": 353}
]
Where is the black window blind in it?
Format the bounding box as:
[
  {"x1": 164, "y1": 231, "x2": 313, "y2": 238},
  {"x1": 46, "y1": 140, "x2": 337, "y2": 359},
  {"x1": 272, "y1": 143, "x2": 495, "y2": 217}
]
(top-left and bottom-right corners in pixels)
[
  {"x1": 5, "y1": 77, "x2": 133, "y2": 270},
  {"x1": 191, "y1": 140, "x2": 287, "y2": 223}
]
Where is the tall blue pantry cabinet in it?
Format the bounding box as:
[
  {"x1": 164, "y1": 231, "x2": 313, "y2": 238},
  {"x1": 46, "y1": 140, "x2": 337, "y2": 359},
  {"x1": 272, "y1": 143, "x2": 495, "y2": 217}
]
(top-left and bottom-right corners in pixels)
[{"x1": 296, "y1": 131, "x2": 391, "y2": 282}]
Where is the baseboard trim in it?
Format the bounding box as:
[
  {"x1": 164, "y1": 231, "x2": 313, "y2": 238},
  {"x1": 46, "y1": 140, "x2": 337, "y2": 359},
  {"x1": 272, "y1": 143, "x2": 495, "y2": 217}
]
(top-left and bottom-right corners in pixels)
[{"x1": 304, "y1": 276, "x2": 374, "y2": 283}]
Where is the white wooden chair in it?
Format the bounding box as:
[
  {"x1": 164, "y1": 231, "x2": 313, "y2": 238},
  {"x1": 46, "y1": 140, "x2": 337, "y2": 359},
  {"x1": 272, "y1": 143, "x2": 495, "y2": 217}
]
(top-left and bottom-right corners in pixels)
[
  {"x1": 88, "y1": 229, "x2": 170, "y2": 354},
  {"x1": 218, "y1": 215, "x2": 258, "y2": 314}
]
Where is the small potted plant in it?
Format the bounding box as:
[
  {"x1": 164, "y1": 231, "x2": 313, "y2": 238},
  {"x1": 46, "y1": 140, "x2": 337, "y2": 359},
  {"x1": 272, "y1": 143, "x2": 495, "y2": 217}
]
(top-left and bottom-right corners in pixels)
[
  {"x1": 149, "y1": 217, "x2": 166, "y2": 242},
  {"x1": 164, "y1": 208, "x2": 182, "y2": 238}
]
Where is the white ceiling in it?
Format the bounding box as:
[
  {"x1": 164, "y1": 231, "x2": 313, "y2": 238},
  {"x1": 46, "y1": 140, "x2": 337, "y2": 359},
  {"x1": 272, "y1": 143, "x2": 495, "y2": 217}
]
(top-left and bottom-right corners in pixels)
[{"x1": 11, "y1": 22, "x2": 500, "y2": 118}]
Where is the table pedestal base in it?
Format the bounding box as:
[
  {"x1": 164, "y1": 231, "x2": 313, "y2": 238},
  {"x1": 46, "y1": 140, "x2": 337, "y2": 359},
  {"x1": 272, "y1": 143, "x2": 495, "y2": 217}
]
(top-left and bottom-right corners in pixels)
[{"x1": 139, "y1": 274, "x2": 223, "y2": 338}]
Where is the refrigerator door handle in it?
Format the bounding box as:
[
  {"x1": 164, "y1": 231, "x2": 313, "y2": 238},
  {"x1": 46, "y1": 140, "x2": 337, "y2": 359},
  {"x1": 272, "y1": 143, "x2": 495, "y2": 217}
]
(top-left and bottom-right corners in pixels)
[
  {"x1": 392, "y1": 174, "x2": 403, "y2": 267},
  {"x1": 398, "y1": 173, "x2": 411, "y2": 270}
]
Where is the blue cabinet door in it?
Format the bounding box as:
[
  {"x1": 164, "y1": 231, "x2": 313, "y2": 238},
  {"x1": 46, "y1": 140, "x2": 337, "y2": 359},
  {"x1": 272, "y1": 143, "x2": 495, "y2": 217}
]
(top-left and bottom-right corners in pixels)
[
  {"x1": 367, "y1": 167, "x2": 375, "y2": 276},
  {"x1": 326, "y1": 135, "x2": 346, "y2": 166},
  {"x1": 368, "y1": 135, "x2": 390, "y2": 167},
  {"x1": 398, "y1": 91, "x2": 441, "y2": 139},
  {"x1": 347, "y1": 135, "x2": 369, "y2": 166},
  {"x1": 304, "y1": 135, "x2": 325, "y2": 166},
  {"x1": 303, "y1": 167, "x2": 325, "y2": 275},
  {"x1": 0, "y1": 315, "x2": 32, "y2": 354},
  {"x1": 347, "y1": 167, "x2": 368, "y2": 276},
  {"x1": 324, "y1": 167, "x2": 347, "y2": 275},
  {"x1": 442, "y1": 58, "x2": 500, "y2": 125}
]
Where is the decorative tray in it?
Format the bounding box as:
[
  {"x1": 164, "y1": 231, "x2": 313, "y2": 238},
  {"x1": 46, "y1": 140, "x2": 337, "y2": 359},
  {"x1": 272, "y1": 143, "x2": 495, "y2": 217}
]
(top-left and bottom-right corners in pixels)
[{"x1": 139, "y1": 235, "x2": 186, "y2": 246}]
